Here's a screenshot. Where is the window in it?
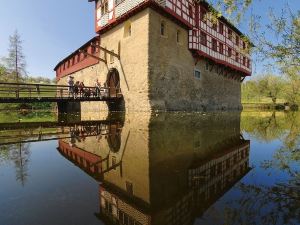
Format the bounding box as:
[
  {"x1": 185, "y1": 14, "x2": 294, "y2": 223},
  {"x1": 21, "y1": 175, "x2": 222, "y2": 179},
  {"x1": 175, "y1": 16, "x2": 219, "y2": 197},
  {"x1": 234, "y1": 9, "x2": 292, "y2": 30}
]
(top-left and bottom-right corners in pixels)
[
  {"x1": 243, "y1": 56, "x2": 246, "y2": 66},
  {"x1": 91, "y1": 46, "x2": 96, "y2": 54},
  {"x1": 160, "y1": 21, "x2": 166, "y2": 36},
  {"x1": 194, "y1": 69, "x2": 201, "y2": 79},
  {"x1": 243, "y1": 41, "x2": 246, "y2": 49},
  {"x1": 212, "y1": 23, "x2": 217, "y2": 31},
  {"x1": 212, "y1": 39, "x2": 217, "y2": 52},
  {"x1": 200, "y1": 31, "x2": 207, "y2": 46},
  {"x1": 219, "y1": 23, "x2": 224, "y2": 34},
  {"x1": 200, "y1": 8, "x2": 206, "y2": 21},
  {"x1": 219, "y1": 43, "x2": 224, "y2": 54},
  {"x1": 228, "y1": 47, "x2": 232, "y2": 57},
  {"x1": 115, "y1": 0, "x2": 123, "y2": 5},
  {"x1": 235, "y1": 52, "x2": 239, "y2": 62},
  {"x1": 124, "y1": 21, "x2": 131, "y2": 37},
  {"x1": 189, "y1": 5, "x2": 193, "y2": 18},
  {"x1": 176, "y1": 30, "x2": 181, "y2": 43},
  {"x1": 236, "y1": 35, "x2": 239, "y2": 46},
  {"x1": 228, "y1": 29, "x2": 232, "y2": 41},
  {"x1": 101, "y1": 1, "x2": 108, "y2": 15}
]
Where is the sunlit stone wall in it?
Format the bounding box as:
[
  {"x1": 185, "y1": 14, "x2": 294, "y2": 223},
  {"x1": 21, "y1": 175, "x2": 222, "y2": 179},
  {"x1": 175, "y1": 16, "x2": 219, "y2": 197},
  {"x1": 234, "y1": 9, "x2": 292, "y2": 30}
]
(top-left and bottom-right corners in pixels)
[{"x1": 148, "y1": 9, "x2": 242, "y2": 111}]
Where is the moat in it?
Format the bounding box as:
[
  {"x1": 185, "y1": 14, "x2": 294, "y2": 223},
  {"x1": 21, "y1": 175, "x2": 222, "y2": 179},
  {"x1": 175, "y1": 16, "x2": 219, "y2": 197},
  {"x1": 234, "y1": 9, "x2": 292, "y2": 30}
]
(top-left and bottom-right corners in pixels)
[{"x1": 0, "y1": 111, "x2": 299, "y2": 225}]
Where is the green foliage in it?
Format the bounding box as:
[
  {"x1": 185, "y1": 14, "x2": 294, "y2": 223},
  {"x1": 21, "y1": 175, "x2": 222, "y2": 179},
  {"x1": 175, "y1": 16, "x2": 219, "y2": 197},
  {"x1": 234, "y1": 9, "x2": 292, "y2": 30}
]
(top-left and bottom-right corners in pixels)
[
  {"x1": 242, "y1": 74, "x2": 292, "y2": 104},
  {"x1": 207, "y1": 0, "x2": 253, "y2": 23}
]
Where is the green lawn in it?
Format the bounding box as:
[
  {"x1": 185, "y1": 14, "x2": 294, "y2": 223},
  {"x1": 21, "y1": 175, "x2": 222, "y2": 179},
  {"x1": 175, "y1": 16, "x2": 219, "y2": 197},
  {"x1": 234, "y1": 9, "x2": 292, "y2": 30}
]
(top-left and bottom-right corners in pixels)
[
  {"x1": 0, "y1": 111, "x2": 57, "y2": 123},
  {"x1": 242, "y1": 97, "x2": 286, "y2": 104}
]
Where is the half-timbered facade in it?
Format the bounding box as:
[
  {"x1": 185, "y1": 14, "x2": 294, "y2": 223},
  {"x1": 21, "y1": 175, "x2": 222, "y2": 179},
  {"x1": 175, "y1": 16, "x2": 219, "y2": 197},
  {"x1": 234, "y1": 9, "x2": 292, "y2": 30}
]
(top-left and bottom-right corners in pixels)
[
  {"x1": 94, "y1": 0, "x2": 252, "y2": 76},
  {"x1": 55, "y1": 0, "x2": 252, "y2": 112}
]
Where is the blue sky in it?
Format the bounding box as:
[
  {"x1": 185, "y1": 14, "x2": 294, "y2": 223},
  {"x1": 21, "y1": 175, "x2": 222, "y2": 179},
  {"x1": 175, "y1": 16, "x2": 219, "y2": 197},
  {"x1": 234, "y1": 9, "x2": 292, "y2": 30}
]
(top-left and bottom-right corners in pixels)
[
  {"x1": 0, "y1": 0, "x2": 95, "y2": 79},
  {"x1": 0, "y1": 0, "x2": 299, "y2": 79}
]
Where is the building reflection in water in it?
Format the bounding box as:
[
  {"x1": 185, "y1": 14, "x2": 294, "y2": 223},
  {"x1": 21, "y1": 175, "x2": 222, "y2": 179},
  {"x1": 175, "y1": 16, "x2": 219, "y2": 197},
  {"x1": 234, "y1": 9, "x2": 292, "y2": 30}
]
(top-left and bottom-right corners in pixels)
[{"x1": 57, "y1": 112, "x2": 251, "y2": 225}]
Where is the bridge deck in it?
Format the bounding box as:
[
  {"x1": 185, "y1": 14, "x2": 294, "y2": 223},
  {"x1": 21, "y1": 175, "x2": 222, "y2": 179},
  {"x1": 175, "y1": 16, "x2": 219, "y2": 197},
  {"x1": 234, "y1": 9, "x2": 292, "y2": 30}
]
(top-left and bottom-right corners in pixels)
[{"x1": 0, "y1": 82, "x2": 122, "y2": 103}]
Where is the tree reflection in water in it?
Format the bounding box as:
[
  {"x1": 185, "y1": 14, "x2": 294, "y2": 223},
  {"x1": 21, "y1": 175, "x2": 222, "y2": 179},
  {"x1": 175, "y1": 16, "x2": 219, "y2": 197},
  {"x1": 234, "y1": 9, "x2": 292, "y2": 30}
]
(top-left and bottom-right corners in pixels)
[
  {"x1": 0, "y1": 143, "x2": 31, "y2": 186},
  {"x1": 218, "y1": 111, "x2": 300, "y2": 225}
]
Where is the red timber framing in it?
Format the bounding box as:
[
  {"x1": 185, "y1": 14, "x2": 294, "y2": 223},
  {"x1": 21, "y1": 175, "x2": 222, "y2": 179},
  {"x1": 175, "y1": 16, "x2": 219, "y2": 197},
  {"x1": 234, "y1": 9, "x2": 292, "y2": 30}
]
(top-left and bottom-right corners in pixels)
[
  {"x1": 58, "y1": 140, "x2": 103, "y2": 174},
  {"x1": 91, "y1": 0, "x2": 252, "y2": 77},
  {"x1": 54, "y1": 37, "x2": 101, "y2": 80},
  {"x1": 189, "y1": 3, "x2": 252, "y2": 76}
]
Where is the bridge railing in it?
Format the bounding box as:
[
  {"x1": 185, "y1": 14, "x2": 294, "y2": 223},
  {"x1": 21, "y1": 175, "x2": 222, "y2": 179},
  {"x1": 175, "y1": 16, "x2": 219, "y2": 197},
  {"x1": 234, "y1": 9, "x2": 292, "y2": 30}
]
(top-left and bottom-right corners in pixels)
[{"x1": 0, "y1": 82, "x2": 122, "y2": 99}]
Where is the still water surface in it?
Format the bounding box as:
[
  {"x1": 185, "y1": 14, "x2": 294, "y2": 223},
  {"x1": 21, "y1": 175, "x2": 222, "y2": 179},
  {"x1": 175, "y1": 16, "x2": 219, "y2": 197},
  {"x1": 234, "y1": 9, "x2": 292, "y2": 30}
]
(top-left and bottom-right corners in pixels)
[{"x1": 0, "y1": 111, "x2": 299, "y2": 225}]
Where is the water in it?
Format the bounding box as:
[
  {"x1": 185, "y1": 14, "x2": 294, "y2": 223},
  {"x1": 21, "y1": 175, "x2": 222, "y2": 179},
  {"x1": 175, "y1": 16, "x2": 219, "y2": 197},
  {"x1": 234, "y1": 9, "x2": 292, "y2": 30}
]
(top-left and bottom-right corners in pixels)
[{"x1": 0, "y1": 111, "x2": 299, "y2": 225}]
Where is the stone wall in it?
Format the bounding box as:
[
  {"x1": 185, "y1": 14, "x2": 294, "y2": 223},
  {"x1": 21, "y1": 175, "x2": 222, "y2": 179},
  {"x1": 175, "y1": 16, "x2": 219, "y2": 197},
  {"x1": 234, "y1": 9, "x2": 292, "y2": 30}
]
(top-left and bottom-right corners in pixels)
[{"x1": 148, "y1": 9, "x2": 242, "y2": 111}]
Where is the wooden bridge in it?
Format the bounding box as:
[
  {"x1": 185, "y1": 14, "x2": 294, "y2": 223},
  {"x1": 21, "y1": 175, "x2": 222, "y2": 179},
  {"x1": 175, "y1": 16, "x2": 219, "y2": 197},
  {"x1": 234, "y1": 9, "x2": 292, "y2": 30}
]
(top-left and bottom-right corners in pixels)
[{"x1": 0, "y1": 82, "x2": 122, "y2": 103}]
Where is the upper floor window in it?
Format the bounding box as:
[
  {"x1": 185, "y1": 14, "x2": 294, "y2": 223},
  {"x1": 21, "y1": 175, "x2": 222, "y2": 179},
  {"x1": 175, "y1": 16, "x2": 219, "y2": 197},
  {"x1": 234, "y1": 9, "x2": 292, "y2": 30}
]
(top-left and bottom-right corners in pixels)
[
  {"x1": 243, "y1": 56, "x2": 246, "y2": 66},
  {"x1": 236, "y1": 35, "x2": 239, "y2": 46},
  {"x1": 189, "y1": 5, "x2": 193, "y2": 18},
  {"x1": 200, "y1": 8, "x2": 206, "y2": 21},
  {"x1": 200, "y1": 31, "x2": 207, "y2": 46},
  {"x1": 228, "y1": 47, "x2": 232, "y2": 57},
  {"x1": 219, "y1": 23, "x2": 224, "y2": 34},
  {"x1": 115, "y1": 0, "x2": 123, "y2": 5},
  {"x1": 212, "y1": 23, "x2": 217, "y2": 31},
  {"x1": 235, "y1": 52, "x2": 239, "y2": 62},
  {"x1": 212, "y1": 39, "x2": 217, "y2": 52},
  {"x1": 91, "y1": 46, "x2": 96, "y2": 54},
  {"x1": 101, "y1": 1, "x2": 108, "y2": 15},
  {"x1": 219, "y1": 43, "x2": 224, "y2": 55},
  {"x1": 124, "y1": 21, "x2": 132, "y2": 37},
  {"x1": 161, "y1": 21, "x2": 166, "y2": 36},
  {"x1": 228, "y1": 29, "x2": 232, "y2": 41}
]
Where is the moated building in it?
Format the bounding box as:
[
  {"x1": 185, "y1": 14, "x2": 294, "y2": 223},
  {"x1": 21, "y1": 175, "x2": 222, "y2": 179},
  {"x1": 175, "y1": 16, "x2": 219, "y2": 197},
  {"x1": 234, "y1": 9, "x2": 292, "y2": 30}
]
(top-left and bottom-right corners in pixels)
[{"x1": 54, "y1": 0, "x2": 252, "y2": 112}]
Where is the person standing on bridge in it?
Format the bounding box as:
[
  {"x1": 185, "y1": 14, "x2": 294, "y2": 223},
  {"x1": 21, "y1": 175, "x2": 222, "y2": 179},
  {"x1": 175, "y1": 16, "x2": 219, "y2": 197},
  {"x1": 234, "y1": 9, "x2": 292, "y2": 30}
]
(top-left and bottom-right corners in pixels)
[
  {"x1": 67, "y1": 76, "x2": 74, "y2": 97},
  {"x1": 95, "y1": 79, "x2": 101, "y2": 98},
  {"x1": 36, "y1": 84, "x2": 41, "y2": 100}
]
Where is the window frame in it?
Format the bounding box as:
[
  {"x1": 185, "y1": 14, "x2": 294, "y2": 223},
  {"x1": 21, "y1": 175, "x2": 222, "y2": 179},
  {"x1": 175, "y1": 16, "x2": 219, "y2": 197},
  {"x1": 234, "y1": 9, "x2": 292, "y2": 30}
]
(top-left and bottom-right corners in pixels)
[{"x1": 194, "y1": 69, "x2": 201, "y2": 79}]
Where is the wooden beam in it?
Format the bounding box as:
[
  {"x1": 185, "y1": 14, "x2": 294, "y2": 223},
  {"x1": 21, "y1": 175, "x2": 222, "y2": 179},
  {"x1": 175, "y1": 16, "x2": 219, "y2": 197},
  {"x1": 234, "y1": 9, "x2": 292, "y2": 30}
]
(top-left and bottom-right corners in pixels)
[
  {"x1": 91, "y1": 44, "x2": 120, "y2": 59},
  {"x1": 241, "y1": 76, "x2": 246, "y2": 83},
  {"x1": 79, "y1": 50, "x2": 107, "y2": 63}
]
